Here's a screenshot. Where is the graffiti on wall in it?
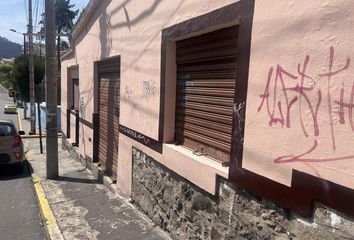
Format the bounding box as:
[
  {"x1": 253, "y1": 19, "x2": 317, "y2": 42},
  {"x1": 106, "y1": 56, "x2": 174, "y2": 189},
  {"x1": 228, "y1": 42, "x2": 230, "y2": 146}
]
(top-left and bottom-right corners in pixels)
[
  {"x1": 80, "y1": 97, "x2": 85, "y2": 118},
  {"x1": 257, "y1": 47, "x2": 354, "y2": 164},
  {"x1": 142, "y1": 79, "x2": 157, "y2": 96},
  {"x1": 119, "y1": 125, "x2": 150, "y2": 144}
]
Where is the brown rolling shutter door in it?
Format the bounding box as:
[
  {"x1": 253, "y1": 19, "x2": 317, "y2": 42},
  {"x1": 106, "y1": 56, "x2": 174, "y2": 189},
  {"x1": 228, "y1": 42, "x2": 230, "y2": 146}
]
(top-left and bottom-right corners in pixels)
[
  {"x1": 98, "y1": 58, "x2": 120, "y2": 180},
  {"x1": 175, "y1": 26, "x2": 238, "y2": 165}
]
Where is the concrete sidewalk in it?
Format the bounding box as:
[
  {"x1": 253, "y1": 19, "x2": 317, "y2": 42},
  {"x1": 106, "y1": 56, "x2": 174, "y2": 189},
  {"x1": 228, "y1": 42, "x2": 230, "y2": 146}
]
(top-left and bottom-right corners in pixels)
[{"x1": 25, "y1": 139, "x2": 169, "y2": 240}]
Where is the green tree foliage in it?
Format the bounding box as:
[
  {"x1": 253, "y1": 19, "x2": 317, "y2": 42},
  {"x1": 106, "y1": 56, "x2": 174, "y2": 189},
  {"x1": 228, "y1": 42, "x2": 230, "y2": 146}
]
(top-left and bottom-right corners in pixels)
[
  {"x1": 56, "y1": 0, "x2": 78, "y2": 64},
  {"x1": 60, "y1": 40, "x2": 69, "y2": 52},
  {"x1": 38, "y1": 0, "x2": 78, "y2": 104},
  {"x1": 0, "y1": 64, "x2": 12, "y2": 74},
  {"x1": 0, "y1": 64, "x2": 13, "y2": 89},
  {"x1": 12, "y1": 55, "x2": 45, "y2": 102},
  {"x1": 39, "y1": 0, "x2": 78, "y2": 67}
]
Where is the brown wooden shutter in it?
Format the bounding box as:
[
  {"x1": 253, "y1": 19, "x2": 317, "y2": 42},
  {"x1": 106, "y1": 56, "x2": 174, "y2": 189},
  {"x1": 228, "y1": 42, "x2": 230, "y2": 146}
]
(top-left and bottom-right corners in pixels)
[
  {"x1": 98, "y1": 57, "x2": 120, "y2": 180},
  {"x1": 175, "y1": 26, "x2": 238, "y2": 165}
]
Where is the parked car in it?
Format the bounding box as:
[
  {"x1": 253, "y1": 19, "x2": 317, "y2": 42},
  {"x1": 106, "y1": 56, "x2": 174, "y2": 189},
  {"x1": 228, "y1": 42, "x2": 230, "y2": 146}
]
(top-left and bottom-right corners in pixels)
[
  {"x1": 0, "y1": 120, "x2": 25, "y2": 172},
  {"x1": 8, "y1": 90, "x2": 14, "y2": 97},
  {"x1": 4, "y1": 103, "x2": 17, "y2": 114}
]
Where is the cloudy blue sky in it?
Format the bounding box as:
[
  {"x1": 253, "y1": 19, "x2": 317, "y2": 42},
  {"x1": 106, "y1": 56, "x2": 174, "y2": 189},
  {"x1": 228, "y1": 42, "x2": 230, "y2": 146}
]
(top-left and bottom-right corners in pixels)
[{"x1": 0, "y1": 0, "x2": 89, "y2": 44}]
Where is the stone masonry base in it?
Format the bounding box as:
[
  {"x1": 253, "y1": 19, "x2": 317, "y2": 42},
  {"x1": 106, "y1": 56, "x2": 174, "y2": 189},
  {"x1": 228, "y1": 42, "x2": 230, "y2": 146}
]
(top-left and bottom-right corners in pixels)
[{"x1": 132, "y1": 147, "x2": 354, "y2": 240}]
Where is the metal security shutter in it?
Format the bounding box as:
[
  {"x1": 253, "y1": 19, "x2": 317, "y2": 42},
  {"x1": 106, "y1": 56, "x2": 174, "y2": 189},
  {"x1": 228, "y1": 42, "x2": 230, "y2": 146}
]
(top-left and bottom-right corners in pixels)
[
  {"x1": 98, "y1": 58, "x2": 120, "y2": 179},
  {"x1": 175, "y1": 26, "x2": 238, "y2": 165}
]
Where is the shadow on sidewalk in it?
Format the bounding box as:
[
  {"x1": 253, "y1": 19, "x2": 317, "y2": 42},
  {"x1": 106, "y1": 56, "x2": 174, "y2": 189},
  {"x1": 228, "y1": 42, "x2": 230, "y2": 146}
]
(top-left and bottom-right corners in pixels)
[
  {"x1": 0, "y1": 160, "x2": 31, "y2": 180},
  {"x1": 55, "y1": 176, "x2": 99, "y2": 185}
]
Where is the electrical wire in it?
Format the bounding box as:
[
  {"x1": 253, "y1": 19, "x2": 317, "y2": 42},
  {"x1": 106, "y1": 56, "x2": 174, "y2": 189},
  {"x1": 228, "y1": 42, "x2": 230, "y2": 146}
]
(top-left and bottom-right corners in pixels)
[
  {"x1": 36, "y1": 0, "x2": 44, "y2": 35},
  {"x1": 40, "y1": 0, "x2": 44, "y2": 23},
  {"x1": 24, "y1": 0, "x2": 28, "y2": 22},
  {"x1": 34, "y1": 0, "x2": 39, "y2": 32}
]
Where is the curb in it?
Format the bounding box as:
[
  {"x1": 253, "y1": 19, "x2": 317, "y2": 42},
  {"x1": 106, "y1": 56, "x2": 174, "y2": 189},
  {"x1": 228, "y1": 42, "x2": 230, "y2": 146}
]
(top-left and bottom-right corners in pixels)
[
  {"x1": 31, "y1": 173, "x2": 64, "y2": 240},
  {"x1": 27, "y1": 148, "x2": 63, "y2": 240},
  {"x1": 17, "y1": 109, "x2": 23, "y2": 131},
  {"x1": 25, "y1": 148, "x2": 64, "y2": 240},
  {"x1": 22, "y1": 134, "x2": 62, "y2": 139}
]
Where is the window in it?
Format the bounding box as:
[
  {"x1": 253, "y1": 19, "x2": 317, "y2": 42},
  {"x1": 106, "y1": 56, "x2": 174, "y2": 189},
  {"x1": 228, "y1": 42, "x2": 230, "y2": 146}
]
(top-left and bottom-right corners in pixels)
[
  {"x1": 72, "y1": 78, "x2": 79, "y2": 110},
  {"x1": 174, "y1": 26, "x2": 238, "y2": 165},
  {"x1": 0, "y1": 124, "x2": 15, "y2": 136}
]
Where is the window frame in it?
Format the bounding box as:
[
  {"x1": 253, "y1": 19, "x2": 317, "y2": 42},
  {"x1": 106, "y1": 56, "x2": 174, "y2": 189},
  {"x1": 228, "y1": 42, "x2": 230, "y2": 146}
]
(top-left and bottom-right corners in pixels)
[{"x1": 172, "y1": 26, "x2": 239, "y2": 166}]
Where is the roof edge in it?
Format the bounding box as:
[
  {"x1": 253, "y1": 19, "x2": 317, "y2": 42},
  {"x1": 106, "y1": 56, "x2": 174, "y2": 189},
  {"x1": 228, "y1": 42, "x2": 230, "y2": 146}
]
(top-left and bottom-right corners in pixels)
[
  {"x1": 71, "y1": 0, "x2": 101, "y2": 40},
  {"x1": 61, "y1": 0, "x2": 101, "y2": 61},
  {"x1": 61, "y1": 47, "x2": 74, "y2": 61}
]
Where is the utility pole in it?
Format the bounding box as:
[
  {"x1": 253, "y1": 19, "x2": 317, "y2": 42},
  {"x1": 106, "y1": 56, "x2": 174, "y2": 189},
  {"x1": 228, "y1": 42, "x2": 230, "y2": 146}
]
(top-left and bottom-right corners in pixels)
[
  {"x1": 23, "y1": 34, "x2": 26, "y2": 56},
  {"x1": 36, "y1": 84, "x2": 43, "y2": 154},
  {"x1": 46, "y1": 0, "x2": 58, "y2": 179},
  {"x1": 24, "y1": 33, "x2": 28, "y2": 119},
  {"x1": 28, "y1": 0, "x2": 36, "y2": 134}
]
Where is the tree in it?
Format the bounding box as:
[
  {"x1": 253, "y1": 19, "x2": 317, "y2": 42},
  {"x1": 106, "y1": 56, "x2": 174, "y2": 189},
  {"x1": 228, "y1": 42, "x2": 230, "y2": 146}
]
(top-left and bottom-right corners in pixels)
[
  {"x1": 0, "y1": 64, "x2": 13, "y2": 89},
  {"x1": 55, "y1": 0, "x2": 78, "y2": 67},
  {"x1": 12, "y1": 55, "x2": 45, "y2": 102},
  {"x1": 60, "y1": 40, "x2": 69, "y2": 52},
  {"x1": 39, "y1": 0, "x2": 78, "y2": 67},
  {"x1": 38, "y1": 0, "x2": 78, "y2": 104}
]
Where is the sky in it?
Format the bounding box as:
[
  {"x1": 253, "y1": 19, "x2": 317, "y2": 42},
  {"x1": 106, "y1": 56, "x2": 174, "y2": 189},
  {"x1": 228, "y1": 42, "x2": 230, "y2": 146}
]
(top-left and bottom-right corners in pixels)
[{"x1": 0, "y1": 0, "x2": 89, "y2": 45}]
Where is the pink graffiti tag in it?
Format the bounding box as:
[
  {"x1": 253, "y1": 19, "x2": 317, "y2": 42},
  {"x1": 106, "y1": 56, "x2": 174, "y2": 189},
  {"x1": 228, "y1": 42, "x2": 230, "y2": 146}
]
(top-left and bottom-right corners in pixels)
[{"x1": 257, "y1": 47, "x2": 354, "y2": 163}]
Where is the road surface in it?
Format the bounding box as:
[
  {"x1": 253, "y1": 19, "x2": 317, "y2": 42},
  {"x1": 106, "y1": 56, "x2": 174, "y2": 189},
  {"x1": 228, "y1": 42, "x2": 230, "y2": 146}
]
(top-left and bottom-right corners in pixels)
[
  {"x1": 0, "y1": 85, "x2": 45, "y2": 240},
  {"x1": 0, "y1": 86, "x2": 18, "y2": 130}
]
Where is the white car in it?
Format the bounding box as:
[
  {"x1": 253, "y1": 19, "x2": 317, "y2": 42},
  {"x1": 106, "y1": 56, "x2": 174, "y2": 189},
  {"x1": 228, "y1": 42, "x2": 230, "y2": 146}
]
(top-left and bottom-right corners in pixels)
[
  {"x1": 0, "y1": 120, "x2": 25, "y2": 172},
  {"x1": 4, "y1": 103, "x2": 17, "y2": 114}
]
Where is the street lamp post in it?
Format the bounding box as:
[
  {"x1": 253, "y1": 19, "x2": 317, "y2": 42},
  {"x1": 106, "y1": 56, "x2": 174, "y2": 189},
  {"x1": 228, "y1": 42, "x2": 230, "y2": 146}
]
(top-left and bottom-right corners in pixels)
[
  {"x1": 10, "y1": 29, "x2": 48, "y2": 57},
  {"x1": 28, "y1": 0, "x2": 36, "y2": 135},
  {"x1": 10, "y1": 28, "x2": 47, "y2": 120},
  {"x1": 10, "y1": 29, "x2": 28, "y2": 119},
  {"x1": 10, "y1": 25, "x2": 36, "y2": 135},
  {"x1": 9, "y1": 29, "x2": 26, "y2": 56}
]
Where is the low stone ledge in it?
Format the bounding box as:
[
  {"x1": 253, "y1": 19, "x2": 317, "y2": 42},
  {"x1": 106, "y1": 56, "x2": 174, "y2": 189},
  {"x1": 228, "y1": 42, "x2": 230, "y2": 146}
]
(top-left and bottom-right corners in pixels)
[{"x1": 132, "y1": 147, "x2": 354, "y2": 240}]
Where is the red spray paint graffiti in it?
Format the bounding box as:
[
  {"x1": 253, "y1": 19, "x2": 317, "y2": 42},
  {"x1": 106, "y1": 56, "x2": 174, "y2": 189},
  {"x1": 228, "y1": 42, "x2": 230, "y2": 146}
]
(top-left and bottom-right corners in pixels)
[{"x1": 257, "y1": 47, "x2": 354, "y2": 163}]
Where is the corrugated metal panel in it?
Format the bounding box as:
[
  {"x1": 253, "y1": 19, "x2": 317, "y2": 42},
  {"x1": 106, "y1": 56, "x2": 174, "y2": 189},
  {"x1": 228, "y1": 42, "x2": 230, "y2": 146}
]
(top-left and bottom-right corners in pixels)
[
  {"x1": 98, "y1": 57, "x2": 120, "y2": 180},
  {"x1": 175, "y1": 26, "x2": 238, "y2": 165}
]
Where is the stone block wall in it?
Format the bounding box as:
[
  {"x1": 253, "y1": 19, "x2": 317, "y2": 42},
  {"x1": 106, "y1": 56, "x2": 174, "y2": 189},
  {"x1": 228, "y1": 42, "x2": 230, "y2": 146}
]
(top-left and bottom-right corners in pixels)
[{"x1": 132, "y1": 147, "x2": 354, "y2": 240}]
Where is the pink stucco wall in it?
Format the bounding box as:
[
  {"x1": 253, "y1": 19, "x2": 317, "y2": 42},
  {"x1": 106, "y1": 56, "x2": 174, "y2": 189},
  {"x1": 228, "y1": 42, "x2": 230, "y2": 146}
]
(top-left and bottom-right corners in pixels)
[
  {"x1": 61, "y1": 0, "x2": 354, "y2": 198},
  {"x1": 61, "y1": 0, "x2": 235, "y2": 196},
  {"x1": 243, "y1": 0, "x2": 354, "y2": 190}
]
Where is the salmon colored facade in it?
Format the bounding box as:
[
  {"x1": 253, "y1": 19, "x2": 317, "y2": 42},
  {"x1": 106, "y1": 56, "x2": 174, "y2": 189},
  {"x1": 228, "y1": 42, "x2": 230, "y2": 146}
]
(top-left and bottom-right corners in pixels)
[
  {"x1": 61, "y1": 0, "x2": 354, "y2": 218},
  {"x1": 243, "y1": 0, "x2": 354, "y2": 191}
]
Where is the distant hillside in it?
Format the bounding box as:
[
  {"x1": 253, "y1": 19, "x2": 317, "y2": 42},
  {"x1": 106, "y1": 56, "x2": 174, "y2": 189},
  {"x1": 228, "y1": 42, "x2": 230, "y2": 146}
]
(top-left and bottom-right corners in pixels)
[{"x1": 0, "y1": 36, "x2": 21, "y2": 58}]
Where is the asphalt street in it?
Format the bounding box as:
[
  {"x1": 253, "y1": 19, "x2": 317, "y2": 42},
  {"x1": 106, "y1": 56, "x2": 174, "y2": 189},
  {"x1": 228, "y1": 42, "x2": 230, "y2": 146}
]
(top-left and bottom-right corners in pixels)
[
  {"x1": 0, "y1": 86, "x2": 45, "y2": 240},
  {"x1": 0, "y1": 87, "x2": 19, "y2": 130}
]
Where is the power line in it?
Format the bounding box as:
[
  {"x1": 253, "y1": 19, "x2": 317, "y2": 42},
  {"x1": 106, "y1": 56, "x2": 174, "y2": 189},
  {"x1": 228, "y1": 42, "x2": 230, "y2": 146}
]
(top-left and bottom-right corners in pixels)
[
  {"x1": 40, "y1": 0, "x2": 44, "y2": 25},
  {"x1": 35, "y1": 0, "x2": 45, "y2": 35},
  {"x1": 34, "y1": 0, "x2": 38, "y2": 32},
  {"x1": 24, "y1": 0, "x2": 28, "y2": 22}
]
